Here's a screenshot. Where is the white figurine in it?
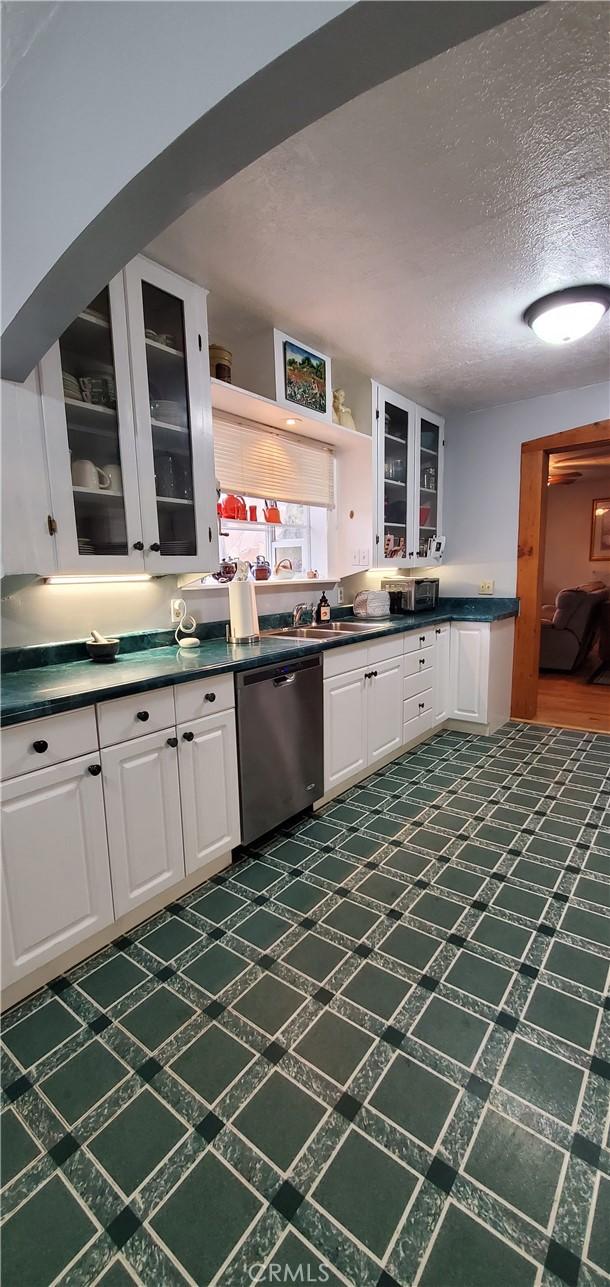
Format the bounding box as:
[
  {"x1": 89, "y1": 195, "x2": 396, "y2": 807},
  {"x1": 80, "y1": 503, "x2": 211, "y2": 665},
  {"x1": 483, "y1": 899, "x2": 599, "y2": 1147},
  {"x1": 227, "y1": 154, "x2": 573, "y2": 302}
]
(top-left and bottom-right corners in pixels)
[{"x1": 332, "y1": 388, "x2": 356, "y2": 430}]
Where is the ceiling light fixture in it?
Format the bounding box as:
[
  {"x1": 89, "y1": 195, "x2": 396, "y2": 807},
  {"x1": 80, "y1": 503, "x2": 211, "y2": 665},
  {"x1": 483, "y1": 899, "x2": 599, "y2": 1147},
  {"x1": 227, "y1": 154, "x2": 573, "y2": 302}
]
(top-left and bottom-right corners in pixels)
[{"x1": 524, "y1": 285, "x2": 610, "y2": 345}]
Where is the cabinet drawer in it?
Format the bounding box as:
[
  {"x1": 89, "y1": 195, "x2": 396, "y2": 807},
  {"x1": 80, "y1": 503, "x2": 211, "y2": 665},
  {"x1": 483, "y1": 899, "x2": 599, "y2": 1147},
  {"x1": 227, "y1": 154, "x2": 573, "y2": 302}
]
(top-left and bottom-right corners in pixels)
[
  {"x1": 404, "y1": 706, "x2": 434, "y2": 742},
  {"x1": 404, "y1": 627, "x2": 438, "y2": 654},
  {"x1": 404, "y1": 647, "x2": 434, "y2": 679},
  {"x1": 366, "y1": 635, "x2": 403, "y2": 666},
  {"x1": 323, "y1": 642, "x2": 366, "y2": 678},
  {"x1": 174, "y1": 672, "x2": 234, "y2": 724},
  {"x1": 1, "y1": 707, "x2": 98, "y2": 779},
  {"x1": 403, "y1": 669, "x2": 434, "y2": 700},
  {"x1": 404, "y1": 688, "x2": 432, "y2": 724},
  {"x1": 97, "y1": 687, "x2": 176, "y2": 747}
]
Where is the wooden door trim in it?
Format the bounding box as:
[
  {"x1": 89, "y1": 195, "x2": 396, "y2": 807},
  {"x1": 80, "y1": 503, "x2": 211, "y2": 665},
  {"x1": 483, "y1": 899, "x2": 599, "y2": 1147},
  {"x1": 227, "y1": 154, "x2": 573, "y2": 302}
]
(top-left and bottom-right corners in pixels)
[{"x1": 511, "y1": 418, "x2": 610, "y2": 720}]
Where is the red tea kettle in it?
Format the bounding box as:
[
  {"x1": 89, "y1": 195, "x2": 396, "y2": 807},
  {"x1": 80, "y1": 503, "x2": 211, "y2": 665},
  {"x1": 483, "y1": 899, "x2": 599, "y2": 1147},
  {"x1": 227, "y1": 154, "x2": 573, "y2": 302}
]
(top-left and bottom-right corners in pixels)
[{"x1": 221, "y1": 494, "x2": 247, "y2": 521}]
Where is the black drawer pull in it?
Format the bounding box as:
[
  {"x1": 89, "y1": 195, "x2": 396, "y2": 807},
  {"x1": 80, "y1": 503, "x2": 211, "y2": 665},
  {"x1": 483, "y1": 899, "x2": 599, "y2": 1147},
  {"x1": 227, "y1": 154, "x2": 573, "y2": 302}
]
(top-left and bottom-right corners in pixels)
[
  {"x1": 435, "y1": 627, "x2": 441, "y2": 634},
  {"x1": 419, "y1": 635, "x2": 426, "y2": 643},
  {"x1": 88, "y1": 763, "x2": 102, "y2": 776},
  {"x1": 166, "y1": 736, "x2": 178, "y2": 748},
  {"x1": 133, "y1": 541, "x2": 144, "y2": 551},
  {"x1": 419, "y1": 657, "x2": 426, "y2": 665},
  {"x1": 136, "y1": 711, "x2": 149, "y2": 722},
  {"x1": 182, "y1": 730, "x2": 194, "y2": 742},
  {"x1": 32, "y1": 740, "x2": 48, "y2": 754},
  {"x1": 204, "y1": 692, "x2": 216, "y2": 703},
  {"x1": 418, "y1": 702, "x2": 425, "y2": 710},
  {"x1": 149, "y1": 542, "x2": 161, "y2": 552}
]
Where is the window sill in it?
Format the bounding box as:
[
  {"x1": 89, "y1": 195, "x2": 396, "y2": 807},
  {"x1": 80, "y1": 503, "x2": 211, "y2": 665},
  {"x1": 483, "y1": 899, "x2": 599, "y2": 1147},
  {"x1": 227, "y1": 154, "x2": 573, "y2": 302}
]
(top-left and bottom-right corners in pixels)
[{"x1": 177, "y1": 576, "x2": 338, "y2": 591}]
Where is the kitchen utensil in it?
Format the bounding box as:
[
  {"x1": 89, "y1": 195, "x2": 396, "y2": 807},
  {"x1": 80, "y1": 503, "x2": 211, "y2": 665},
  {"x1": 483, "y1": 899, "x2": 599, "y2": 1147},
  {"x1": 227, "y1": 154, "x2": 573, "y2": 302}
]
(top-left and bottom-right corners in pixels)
[
  {"x1": 274, "y1": 558, "x2": 294, "y2": 580},
  {"x1": 102, "y1": 464, "x2": 122, "y2": 493},
  {"x1": 221, "y1": 494, "x2": 247, "y2": 521},
  {"x1": 248, "y1": 505, "x2": 258, "y2": 522},
  {"x1": 264, "y1": 501, "x2": 281, "y2": 524},
  {"x1": 72, "y1": 459, "x2": 111, "y2": 490},
  {"x1": 86, "y1": 637, "x2": 119, "y2": 662},
  {"x1": 213, "y1": 560, "x2": 237, "y2": 582}
]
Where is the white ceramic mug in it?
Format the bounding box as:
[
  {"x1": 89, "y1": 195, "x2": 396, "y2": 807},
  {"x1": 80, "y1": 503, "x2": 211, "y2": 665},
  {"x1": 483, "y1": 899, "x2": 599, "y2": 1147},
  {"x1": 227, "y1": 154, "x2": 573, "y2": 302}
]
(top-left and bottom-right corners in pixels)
[
  {"x1": 102, "y1": 464, "x2": 122, "y2": 493},
  {"x1": 71, "y1": 459, "x2": 111, "y2": 490}
]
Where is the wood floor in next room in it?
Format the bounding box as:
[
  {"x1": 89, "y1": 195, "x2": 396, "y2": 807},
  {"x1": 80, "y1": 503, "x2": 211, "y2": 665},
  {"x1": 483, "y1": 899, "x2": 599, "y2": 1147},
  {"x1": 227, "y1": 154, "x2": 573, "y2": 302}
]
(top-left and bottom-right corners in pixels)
[
  {"x1": 1, "y1": 722, "x2": 609, "y2": 1287},
  {"x1": 534, "y1": 672, "x2": 610, "y2": 733}
]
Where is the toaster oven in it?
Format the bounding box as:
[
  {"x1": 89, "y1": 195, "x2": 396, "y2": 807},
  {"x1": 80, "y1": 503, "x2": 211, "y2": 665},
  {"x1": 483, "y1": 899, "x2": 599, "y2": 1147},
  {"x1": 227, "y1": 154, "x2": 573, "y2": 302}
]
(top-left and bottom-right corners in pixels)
[{"x1": 381, "y1": 576, "x2": 439, "y2": 614}]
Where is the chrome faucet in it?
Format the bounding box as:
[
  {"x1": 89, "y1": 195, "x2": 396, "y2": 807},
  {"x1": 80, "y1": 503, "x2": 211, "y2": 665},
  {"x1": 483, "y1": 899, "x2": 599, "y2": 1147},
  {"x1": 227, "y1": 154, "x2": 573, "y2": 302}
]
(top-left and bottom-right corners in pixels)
[{"x1": 292, "y1": 602, "x2": 311, "y2": 626}]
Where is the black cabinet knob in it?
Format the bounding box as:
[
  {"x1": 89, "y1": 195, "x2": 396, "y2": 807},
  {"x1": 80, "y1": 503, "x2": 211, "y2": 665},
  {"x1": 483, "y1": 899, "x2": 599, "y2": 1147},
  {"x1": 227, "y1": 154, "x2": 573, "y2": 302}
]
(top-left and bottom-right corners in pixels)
[
  {"x1": 418, "y1": 702, "x2": 425, "y2": 710},
  {"x1": 32, "y1": 740, "x2": 48, "y2": 754},
  {"x1": 166, "y1": 736, "x2": 178, "y2": 748},
  {"x1": 435, "y1": 627, "x2": 441, "y2": 634},
  {"x1": 419, "y1": 635, "x2": 426, "y2": 643},
  {"x1": 149, "y1": 542, "x2": 161, "y2": 552},
  {"x1": 133, "y1": 541, "x2": 144, "y2": 551},
  {"x1": 182, "y1": 730, "x2": 194, "y2": 742},
  {"x1": 204, "y1": 692, "x2": 216, "y2": 703},
  {"x1": 136, "y1": 710, "x2": 149, "y2": 722},
  {"x1": 88, "y1": 763, "x2": 102, "y2": 776},
  {"x1": 419, "y1": 657, "x2": 426, "y2": 665}
]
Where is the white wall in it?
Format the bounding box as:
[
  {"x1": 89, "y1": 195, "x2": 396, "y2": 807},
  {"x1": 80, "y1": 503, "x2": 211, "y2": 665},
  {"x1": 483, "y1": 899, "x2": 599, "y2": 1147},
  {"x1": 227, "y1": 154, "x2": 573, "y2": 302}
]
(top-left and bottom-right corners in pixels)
[
  {"x1": 542, "y1": 476, "x2": 610, "y2": 602},
  {"x1": 441, "y1": 381, "x2": 610, "y2": 597}
]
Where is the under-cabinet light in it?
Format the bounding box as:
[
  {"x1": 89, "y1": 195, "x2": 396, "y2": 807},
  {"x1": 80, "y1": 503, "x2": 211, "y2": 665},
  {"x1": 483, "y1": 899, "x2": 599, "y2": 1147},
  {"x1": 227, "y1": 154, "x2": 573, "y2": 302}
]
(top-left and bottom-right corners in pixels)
[{"x1": 45, "y1": 574, "x2": 153, "y2": 585}]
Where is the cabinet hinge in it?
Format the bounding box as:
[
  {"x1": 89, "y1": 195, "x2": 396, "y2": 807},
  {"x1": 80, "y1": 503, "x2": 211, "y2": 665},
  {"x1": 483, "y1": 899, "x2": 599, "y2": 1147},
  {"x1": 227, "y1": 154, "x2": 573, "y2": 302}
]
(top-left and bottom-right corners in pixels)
[
  {"x1": 198, "y1": 334, "x2": 202, "y2": 352},
  {"x1": 47, "y1": 514, "x2": 58, "y2": 535}
]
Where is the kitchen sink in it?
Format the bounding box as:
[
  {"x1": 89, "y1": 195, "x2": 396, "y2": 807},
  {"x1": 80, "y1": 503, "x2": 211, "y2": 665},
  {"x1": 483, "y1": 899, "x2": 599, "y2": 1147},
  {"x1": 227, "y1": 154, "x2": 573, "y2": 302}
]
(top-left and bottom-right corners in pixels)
[{"x1": 264, "y1": 620, "x2": 386, "y2": 640}]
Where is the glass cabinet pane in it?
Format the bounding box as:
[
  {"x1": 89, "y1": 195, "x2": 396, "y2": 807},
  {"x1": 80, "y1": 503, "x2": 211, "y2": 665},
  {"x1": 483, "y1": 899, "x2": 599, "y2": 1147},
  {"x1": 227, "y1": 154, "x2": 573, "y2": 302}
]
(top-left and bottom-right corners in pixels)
[
  {"x1": 417, "y1": 418, "x2": 440, "y2": 558},
  {"x1": 141, "y1": 282, "x2": 196, "y2": 558},
  {"x1": 59, "y1": 288, "x2": 128, "y2": 556},
  {"x1": 383, "y1": 400, "x2": 408, "y2": 559}
]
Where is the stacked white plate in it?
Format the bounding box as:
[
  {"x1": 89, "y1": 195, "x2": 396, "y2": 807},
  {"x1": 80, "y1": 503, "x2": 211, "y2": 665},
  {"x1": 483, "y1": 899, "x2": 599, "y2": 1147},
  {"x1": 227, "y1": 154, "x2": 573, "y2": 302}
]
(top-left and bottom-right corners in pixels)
[{"x1": 63, "y1": 372, "x2": 81, "y2": 400}]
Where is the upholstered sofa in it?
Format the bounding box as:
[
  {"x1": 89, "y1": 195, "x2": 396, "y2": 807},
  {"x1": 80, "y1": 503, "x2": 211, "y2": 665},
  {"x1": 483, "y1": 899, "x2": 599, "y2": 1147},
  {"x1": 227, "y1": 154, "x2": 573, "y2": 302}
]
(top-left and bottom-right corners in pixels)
[{"x1": 539, "y1": 582, "x2": 608, "y2": 672}]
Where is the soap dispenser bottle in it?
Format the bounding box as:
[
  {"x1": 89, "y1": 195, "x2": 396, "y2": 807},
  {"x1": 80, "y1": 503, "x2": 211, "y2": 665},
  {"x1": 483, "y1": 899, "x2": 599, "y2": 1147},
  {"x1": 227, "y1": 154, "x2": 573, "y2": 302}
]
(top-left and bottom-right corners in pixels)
[{"x1": 315, "y1": 591, "x2": 331, "y2": 624}]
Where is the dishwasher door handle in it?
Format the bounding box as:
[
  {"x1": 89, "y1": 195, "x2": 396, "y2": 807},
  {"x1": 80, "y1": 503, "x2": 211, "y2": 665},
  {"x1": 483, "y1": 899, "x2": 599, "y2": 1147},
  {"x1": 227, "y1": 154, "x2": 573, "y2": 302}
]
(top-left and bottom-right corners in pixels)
[{"x1": 273, "y1": 673, "x2": 297, "y2": 687}]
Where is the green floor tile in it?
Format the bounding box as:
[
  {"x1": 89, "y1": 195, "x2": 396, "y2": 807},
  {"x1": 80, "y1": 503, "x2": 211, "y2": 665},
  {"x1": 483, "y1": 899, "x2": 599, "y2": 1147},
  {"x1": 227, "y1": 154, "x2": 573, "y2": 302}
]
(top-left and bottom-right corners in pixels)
[
  {"x1": 181, "y1": 943, "x2": 249, "y2": 995},
  {"x1": 544, "y1": 940, "x2": 608, "y2": 992},
  {"x1": 89, "y1": 1088, "x2": 186, "y2": 1195},
  {"x1": 492, "y1": 805, "x2": 530, "y2": 828},
  {"x1": 510, "y1": 857, "x2": 559, "y2": 890},
  {"x1": 231, "y1": 861, "x2": 282, "y2": 892},
  {"x1": 450, "y1": 795, "x2": 484, "y2": 816},
  {"x1": 445, "y1": 950, "x2": 512, "y2": 1006},
  {"x1": 381, "y1": 923, "x2": 439, "y2": 970},
  {"x1": 1, "y1": 1175, "x2": 96, "y2": 1287},
  {"x1": 524, "y1": 983, "x2": 598, "y2": 1050},
  {"x1": 235, "y1": 1070, "x2": 325, "y2": 1169},
  {"x1": 356, "y1": 871, "x2": 404, "y2": 905},
  {"x1": 589, "y1": 1175, "x2": 610, "y2": 1273},
  {"x1": 549, "y1": 799, "x2": 589, "y2": 823},
  {"x1": 390, "y1": 799, "x2": 426, "y2": 821},
  {"x1": 341, "y1": 962, "x2": 411, "y2": 1020},
  {"x1": 585, "y1": 849, "x2": 610, "y2": 877},
  {"x1": 121, "y1": 986, "x2": 196, "y2": 1050},
  {"x1": 574, "y1": 874, "x2": 610, "y2": 910},
  {"x1": 2, "y1": 999, "x2": 81, "y2": 1069},
  {"x1": 236, "y1": 908, "x2": 292, "y2": 949},
  {"x1": 270, "y1": 839, "x2": 317, "y2": 866},
  {"x1": 465, "y1": 1107, "x2": 564, "y2": 1227},
  {"x1": 271, "y1": 1233, "x2": 343, "y2": 1286},
  {"x1": 151, "y1": 1151, "x2": 261, "y2": 1282},
  {"x1": 78, "y1": 953, "x2": 149, "y2": 1009},
  {"x1": 321, "y1": 901, "x2": 379, "y2": 940},
  {"x1": 314, "y1": 1129, "x2": 416, "y2": 1258},
  {"x1": 1, "y1": 1109, "x2": 40, "y2": 1186},
  {"x1": 383, "y1": 849, "x2": 431, "y2": 878},
  {"x1": 526, "y1": 835, "x2": 572, "y2": 864},
  {"x1": 538, "y1": 816, "x2": 581, "y2": 842},
  {"x1": 359, "y1": 814, "x2": 406, "y2": 841},
  {"x1": 191, "y1": 886, "x2": 247, "y2": 922},
  {"x1": 491, "y1": 885, "x2": 548, "y2": 921},
  {"x1": 409, "y1": 828, "x2": 451, "y2": 855},
  {"x1": 140, "y1": 917, "x2": 202, "y2": 962},
  {"x1": 171, "y1": 1024, "x2": 253, "y2": 1103},
  {"x1": 351, "y1": 788, "x2": 391, "y2": 808},
  {"x1": 410, "y1": 891, "x2": 464, "y2": 931},
  {"x1": 324, "y1": 803, "x2": 367, "y2": 825},
  {"x1": 234, "y1": 975, "x2": 304, "y2": 1035},
  {"x1": 295, "y1": 1011, "x2": 373, "y2": 1085},
  {"x1": 283, "y1": 933, "x2": 348, "y2": 983},
  {"x1": 561, "y1": 904, "x2": 610, "y2": 948},
  {"x1": 339, "y1": 831, "x2": 385, "y2": 859},
  {"x1": 434, "y1": 867, "x2": 485, "y2": 898},
  {"x1": 419, "y1": 1203, "x2": 536, "y2": 1287},
  {"x1": 499, "y1": 1037, "x2": 583, "y2": 1124},
  {"x1": 431, "y1": 810, "x2": 467, "y2": 833},
  {"x1": 370, "y1": 1054, "x2": 458, "y2": 1146},
  {"x1": 456, "y1": 841, "x2": 502, "y2": 871},
  {"x1": 40, "y1": 1039, "x2": 127, "y2": 1124},
  {"x1": 310, "y1": 853, "x2": 358, "y2": 884},
  {"x1": 475, "y1": 822, "x2": 518, "y2": 848},
  {"x1": 412, "y1": 997, "x2": 489, "y2": 1067},
  {"x1": 470, "y1": 913, "x2": 532, "y2": 959},
  {"x1": 275, "y1": 879, "x2": 325, "y2": 915},
  {"x1": 299, "y1": 820, "x2": 344, "y2": 845}
]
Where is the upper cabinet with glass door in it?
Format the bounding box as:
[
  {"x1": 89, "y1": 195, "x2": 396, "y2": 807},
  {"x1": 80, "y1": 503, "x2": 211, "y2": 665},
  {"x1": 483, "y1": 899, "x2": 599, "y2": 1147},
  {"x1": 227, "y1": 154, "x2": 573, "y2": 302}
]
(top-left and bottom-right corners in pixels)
[
  {"x1": 124, "y1": 257, "x2": 218, "y2": 573},
  {"x1": 414, "y1": 407, "x2": 444, "y2": 562},
  {"x1": 372, "y1": 382, "x2": 444, "y2": 567},
  {"x1": 39, "y1": 276, "x2": 144, "y2": 572}
]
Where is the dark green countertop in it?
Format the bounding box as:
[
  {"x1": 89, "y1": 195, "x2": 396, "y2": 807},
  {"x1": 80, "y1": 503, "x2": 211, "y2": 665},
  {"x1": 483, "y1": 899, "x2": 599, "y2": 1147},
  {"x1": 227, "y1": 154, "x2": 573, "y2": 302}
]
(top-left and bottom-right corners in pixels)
[{"x1": 1, "y1": 600, "x2": 517, "y2": 727}]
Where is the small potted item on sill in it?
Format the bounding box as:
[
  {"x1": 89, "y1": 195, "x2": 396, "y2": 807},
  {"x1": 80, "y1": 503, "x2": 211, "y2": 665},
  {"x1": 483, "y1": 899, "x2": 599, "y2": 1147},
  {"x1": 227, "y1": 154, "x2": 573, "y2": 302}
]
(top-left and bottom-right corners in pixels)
[
  {"x1": 274, "y1": 558, "x2": 294, "y2": 580},
  {"x1": 264, "y1": 500, "x2": 282, "y2": 523},
  {"x1": 254, "y1": 555, "x2": 271, "y2": 581}
]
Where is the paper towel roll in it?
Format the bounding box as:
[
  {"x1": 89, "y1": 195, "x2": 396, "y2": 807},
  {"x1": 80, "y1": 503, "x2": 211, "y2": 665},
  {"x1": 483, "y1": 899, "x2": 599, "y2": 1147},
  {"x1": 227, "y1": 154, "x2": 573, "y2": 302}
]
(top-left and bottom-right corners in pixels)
[{"x1": 228, "y1": 580, "x2": 259, "y2": 641}]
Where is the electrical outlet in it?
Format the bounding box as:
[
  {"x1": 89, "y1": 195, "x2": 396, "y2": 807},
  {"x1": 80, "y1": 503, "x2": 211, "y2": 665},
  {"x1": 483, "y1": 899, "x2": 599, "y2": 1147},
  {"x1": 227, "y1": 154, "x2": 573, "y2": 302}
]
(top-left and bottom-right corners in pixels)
[
  {"x1": 170, "y1": 598, "x2": 184, "y2": 622},
  {"x1": 360, "y1": 548, "x2": 370, "y2": 567},
  {"x1": 479, "y1": 580, "x2": 494, "y2": 595},
  {"x1": 352, "y1": 549, "x2": 360, "y2": 567}
]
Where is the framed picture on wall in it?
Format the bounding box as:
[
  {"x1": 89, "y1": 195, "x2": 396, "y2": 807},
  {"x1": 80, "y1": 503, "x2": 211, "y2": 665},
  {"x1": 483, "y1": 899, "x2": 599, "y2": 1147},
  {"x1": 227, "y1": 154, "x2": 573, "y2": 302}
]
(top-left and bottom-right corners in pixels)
[
  {"x1": 590, "y1": 498, "x2": 610, "y2": 560},
  {"x1": 273, "y1": 330, "x2": 332, "y2": 422}
]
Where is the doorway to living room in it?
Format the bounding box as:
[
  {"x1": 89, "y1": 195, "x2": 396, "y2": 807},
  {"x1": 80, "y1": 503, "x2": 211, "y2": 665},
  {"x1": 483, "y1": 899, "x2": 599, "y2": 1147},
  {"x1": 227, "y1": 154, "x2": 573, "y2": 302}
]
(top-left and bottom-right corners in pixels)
[{"x1": 511, "y1": 419, "x2": 610, "y2": 733}]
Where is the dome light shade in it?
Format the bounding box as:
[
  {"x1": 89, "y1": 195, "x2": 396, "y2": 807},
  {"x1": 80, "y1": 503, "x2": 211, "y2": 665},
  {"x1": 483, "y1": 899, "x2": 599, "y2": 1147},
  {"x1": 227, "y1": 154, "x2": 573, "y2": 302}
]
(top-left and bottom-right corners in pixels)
[{"x1": 523, "y1": 285, "x2": 610, "y2": 345}]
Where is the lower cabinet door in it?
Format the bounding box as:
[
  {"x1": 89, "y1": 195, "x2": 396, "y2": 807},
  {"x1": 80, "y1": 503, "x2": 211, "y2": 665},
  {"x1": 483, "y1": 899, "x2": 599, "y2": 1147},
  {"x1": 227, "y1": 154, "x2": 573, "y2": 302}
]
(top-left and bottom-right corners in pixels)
[
  {"x1": 101, "y1": 729, "x2": 185, "y2": 918},
  {"x1": 367, "y1": 656, "x2": 403, "y2": 763},
  {"x1": 433, "y1": 623, "x2": 451, "y2": 723},
  {"x1": 449, "y1": 622, "x2": 489, "y2": 722},
  {"x1": 1, "y1": 754, "x2": 114, "y2": 986},
  {"x1": 323, "y1": 668, "x2": 368, "y2": 791},
  {"x1": 178, "y1": 711, "x2": 240, "y2": 875}
]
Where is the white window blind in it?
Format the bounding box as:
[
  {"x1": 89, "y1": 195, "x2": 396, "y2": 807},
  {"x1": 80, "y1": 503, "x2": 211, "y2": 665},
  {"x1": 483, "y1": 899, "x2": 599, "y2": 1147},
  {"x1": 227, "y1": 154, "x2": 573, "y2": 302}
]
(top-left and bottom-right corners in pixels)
[{"x1": 213, "y1": 412, "x2": 335, "y2": 508}]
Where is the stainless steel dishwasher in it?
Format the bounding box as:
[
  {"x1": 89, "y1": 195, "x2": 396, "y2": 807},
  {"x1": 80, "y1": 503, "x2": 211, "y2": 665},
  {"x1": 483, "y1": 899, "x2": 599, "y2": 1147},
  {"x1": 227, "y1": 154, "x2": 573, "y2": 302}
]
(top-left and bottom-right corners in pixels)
[{"x1": 235, "y1": 653, "x2": 323, "y2": 845}]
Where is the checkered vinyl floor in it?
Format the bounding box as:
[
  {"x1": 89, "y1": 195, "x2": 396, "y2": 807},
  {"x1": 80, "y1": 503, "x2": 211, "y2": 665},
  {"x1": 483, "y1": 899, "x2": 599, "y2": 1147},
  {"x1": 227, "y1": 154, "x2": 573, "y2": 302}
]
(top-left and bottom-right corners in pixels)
[{"x1": 1, "y1": 722, "x2": 609, "y2": 1287}]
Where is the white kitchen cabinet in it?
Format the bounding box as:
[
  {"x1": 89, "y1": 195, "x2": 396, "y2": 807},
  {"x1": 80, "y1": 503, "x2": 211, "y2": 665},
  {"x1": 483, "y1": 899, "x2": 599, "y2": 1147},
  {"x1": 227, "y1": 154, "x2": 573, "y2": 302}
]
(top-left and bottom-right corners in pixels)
[
  {"x1": 1, "y1": 755, "x2": 114, "y2": 986},
  {"x1": 433, "y1": 623, "x2": 451, "y2": 723},
  {"x1": 367, "y1": 656, "x2": 403, "y2": 764},
  {"x1": 372, "y1": 382, "x2": 444, "y2": 568},
  {"x1": 101, "y1": 729, "x2": 185, "y2": 919},
  {"x1": 178, "y1": 710, "x2": 240, "y2": 875},
  {"x1": 124, "y1": 256, "x2": 218, "y2": 574},
  {"x1": 324, "y1": 667, "x2": 368, "y2": 790},
  {"x1": 414, "y1": 407, "x2": 444, "y2": 563},
  {"x1": 1, "y1": 373, "x2": 57, "y2": 579},
  {"x1": 449, "y1": 622, "x2": 490, "y2": 723}
]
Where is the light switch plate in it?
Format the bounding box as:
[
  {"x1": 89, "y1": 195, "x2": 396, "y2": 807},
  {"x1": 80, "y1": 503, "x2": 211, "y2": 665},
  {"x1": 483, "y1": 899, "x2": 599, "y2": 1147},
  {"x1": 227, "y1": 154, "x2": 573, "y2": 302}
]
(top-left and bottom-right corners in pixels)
[{"x1": 479, "y1": 580, "x2": 495, "y2": 595}]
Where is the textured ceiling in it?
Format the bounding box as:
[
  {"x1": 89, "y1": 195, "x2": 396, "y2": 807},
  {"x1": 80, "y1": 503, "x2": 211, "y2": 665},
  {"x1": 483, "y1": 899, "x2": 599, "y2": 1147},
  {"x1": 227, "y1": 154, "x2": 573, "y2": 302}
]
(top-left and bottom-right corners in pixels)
[{"x1": 148, "y1": 2, "x2": 610, "y2": 414}]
